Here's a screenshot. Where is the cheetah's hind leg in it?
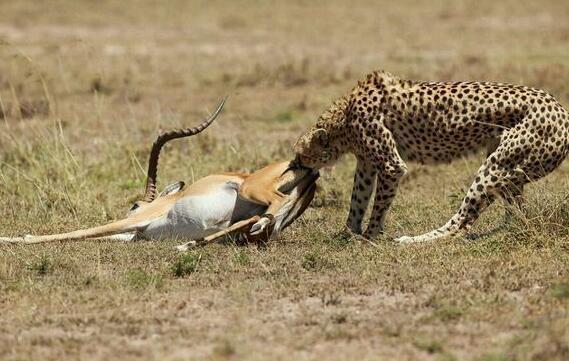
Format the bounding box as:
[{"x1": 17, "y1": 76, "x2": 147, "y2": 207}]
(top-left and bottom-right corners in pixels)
[
  {"x1": 394, "y1": 161, "x2": 523, "y2": 244},
  {"x1": 497, "y1": 178, "x2": 526, "y2": 224}
]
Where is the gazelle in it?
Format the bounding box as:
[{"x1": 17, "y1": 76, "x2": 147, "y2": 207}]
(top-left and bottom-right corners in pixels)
[{"x1": 0, "y1": 99, "x2": 319, "y2": 250}]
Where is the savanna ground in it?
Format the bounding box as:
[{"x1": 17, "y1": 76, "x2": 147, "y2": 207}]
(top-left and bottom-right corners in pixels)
[{"x1": 0, "y1": 1, "x2": 568, "y2": 360}]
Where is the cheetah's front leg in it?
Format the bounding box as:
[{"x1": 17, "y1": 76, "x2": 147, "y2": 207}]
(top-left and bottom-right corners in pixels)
[
  {"x1": 347, "y1": 158, "x2": 377, "y2": 234},
  {"x1": 363, "y1": 167, "x2": 406, "y2": 239},
  {"x1": 356, "y1": 127, "x2": 408, "y2": 239}
]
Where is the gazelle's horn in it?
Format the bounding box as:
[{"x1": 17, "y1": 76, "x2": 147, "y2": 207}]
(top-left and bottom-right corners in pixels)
[{"x1": 142, "y1": 97, "x2": 227, "y2": 203}]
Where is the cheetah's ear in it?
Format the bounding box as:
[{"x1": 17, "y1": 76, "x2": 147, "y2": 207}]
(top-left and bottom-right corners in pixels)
[{"x1": 313, "y1": 128, "x2": 329, "y2": 147}]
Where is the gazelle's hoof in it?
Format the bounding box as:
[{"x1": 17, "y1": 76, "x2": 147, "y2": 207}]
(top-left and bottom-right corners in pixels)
[
  {"x1": 250, "y1": 217, "x2": 271, "y2": 236},
  {"x1": 175, "y1": 240, "x2": 197, "y2": 252}
]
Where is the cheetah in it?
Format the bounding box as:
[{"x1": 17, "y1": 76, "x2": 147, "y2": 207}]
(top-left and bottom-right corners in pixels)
[{"x1": 293, "y1": 70, "x2": 569, "y2": 243}]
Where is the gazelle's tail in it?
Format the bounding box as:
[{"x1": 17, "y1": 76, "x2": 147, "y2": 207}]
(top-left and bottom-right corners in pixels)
[{"x1": 0, "y1": 217, "x2": 151, "y2": 244}]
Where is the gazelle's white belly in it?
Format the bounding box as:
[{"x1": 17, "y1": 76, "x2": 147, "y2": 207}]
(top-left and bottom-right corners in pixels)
[{"x1": 142, "y1": 186, "x2": 238, "y2": 240}]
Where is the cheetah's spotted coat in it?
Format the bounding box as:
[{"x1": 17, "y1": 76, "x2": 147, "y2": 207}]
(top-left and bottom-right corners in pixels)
[{"x1": 294, "y1": 70, "x2": 569, "y2": 242}]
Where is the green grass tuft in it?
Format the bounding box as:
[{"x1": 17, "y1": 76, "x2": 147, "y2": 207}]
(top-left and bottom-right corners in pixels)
[
  {"x1": 27, "y1": 255, "x2": 51, "y2": 276},
  {"x1": 477, "y1": 354, "x2": 511, "y2": 361},
  {"x1": 126, "y1": 268, "x2": 164, "y2": 290},
  {"x1": 171, "y1": 254, "x2": 201, "y2": 278},
  {"x1": 233, "y1": 250, "x2": 250, "y2": 266},
  {"x1": 550, "y1": 282, "x2": 569, "y2": 300},
  {"x1": 433, "y1": 305, "x2": 463, "y2": 322},
  {"x1": 414, "y1": 338, "x2": 444, "y2": 354},
  {"x1": 301, "y1": 253, "x2": 318, "y2": 271}
]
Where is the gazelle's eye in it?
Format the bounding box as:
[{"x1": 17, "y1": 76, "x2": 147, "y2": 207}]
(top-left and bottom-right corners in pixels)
[{"x1": 129, "y1": 203, "x2": 140, "y2": 212}]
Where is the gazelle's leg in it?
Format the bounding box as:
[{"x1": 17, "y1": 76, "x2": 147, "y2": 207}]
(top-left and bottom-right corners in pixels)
[
  {"x1": 249, "y1": 191, "x2": 287, "y2": 235},
  {"x1": 93, "y1": 233, "x2": 137, "y2": 242},
  {"x1": 0, "y1": 218, "x2": 149, "y2": 244},
  {"x1": 1, "y1": 233, "x2": 137, "y2": 244},
  {"x1": 238, "y1": 166, "x2": 318, "y2": 237},
  {"x1": 176, "y1": 240, "x2": 198, "y2": 252},
  {"x1": 176, "y1": 216, "x2": 261, "y2": 251},
  {"x1": 249, "y1": 170, "x2": 319, "y2": 236}
]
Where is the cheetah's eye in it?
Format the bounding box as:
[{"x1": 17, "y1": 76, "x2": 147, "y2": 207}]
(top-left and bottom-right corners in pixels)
[
  {"x1": 313, "y1": 128, "x2": 329, "y2": 147},
  {"x1": 319, "y1": 133, "x2": 329, "y2": 147}
]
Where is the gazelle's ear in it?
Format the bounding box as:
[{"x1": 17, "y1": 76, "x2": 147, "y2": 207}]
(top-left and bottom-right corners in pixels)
[
  {"x1": 159, "y1": 181, "x2": 185, "y2": 197},
  {"x1": 313, "y1": 128, "x2": 329, "y2": 147},
  {"x1": 129, "y1": 202, "x2": 142, "y2": 212}
]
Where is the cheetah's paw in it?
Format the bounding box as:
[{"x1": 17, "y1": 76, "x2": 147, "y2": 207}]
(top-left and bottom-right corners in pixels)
[{"x1": 394, "y1": 235, "x2": 417, "y2": 244}]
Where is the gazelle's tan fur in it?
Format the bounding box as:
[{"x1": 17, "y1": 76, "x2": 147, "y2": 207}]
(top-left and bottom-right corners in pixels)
[
  {"x1": 0, "y1": 99, "x2": 318, "y2": 249},
  {"x1": 0, "y1": 162, "x2": 317, "y2": 248}
]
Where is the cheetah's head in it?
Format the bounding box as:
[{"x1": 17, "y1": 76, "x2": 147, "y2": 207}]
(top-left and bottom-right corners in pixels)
[{"x1": 293, "y1": 127, "x2": 340, "y2": 169}]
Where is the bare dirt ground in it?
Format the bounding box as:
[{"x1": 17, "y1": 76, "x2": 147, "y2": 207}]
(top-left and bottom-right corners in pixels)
[{"x1": 0, "y1": 1, "x2": 568, "y2": 360}]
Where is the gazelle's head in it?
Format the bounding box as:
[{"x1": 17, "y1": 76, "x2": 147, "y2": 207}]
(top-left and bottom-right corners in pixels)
[
  {"x1": 270, "y1": 160, "x2": 319, "y2": 235},
  {"x1": 276, "y1": 160, "x2": 319, "y2": 194},
  {"x1": 128, "y1": 201, "x2": 145, "y2": 215}
]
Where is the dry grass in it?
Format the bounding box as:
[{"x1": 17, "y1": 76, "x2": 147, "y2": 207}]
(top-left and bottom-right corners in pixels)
[{"x1": 1, "y1": 1, "x2": 569, "y2": 360}]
